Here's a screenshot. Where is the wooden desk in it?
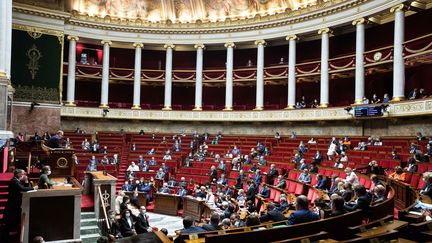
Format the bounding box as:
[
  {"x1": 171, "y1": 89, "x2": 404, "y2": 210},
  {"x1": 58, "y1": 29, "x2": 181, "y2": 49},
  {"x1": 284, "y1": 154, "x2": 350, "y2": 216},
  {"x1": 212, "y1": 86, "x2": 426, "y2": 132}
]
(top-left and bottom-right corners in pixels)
[
  {"x1": 22, "y1": 177, "x2": 82, "y2": 242},
  {"x1": 86, "y1": 171, "x2": 117, "y2": 220},
  {"x1": 355, "y1": 220, "x2": 408, "y2": 237},
  {"x1": 183, "y1": 196, "x2": 206, "y2": 220},
  {"x1": 154, "y1": 193, "x2": 181, "y2": 216}
]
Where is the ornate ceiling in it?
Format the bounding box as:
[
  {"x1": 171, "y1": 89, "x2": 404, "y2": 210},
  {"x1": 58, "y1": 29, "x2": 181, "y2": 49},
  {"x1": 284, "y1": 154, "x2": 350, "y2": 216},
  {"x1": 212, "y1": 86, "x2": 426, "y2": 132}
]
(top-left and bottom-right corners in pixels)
[{"x1": 71, "y1": 0, "x2": 322, "y2": 23}]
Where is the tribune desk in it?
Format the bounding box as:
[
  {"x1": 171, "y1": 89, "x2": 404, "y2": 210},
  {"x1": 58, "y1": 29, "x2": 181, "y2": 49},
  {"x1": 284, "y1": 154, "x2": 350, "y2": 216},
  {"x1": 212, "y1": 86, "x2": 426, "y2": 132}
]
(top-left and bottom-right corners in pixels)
[
  {"x1": 154, "y1": 193, "x2": 181, "y2": 216},
  {"x1": 22, "y1": 177, "x2": 82, "y2": 242},
  {"x1": 86, "y1": 171, "x2": 117, "y2": 220}
]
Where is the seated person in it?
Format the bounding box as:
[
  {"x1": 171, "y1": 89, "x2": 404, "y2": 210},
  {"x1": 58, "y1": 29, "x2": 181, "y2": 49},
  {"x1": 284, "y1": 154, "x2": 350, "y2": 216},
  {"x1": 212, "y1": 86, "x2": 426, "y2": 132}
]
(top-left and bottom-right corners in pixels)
[
  {"x1": 155, "y1": 168, "x2": 166, "y2": 180},
  {"x1": 167, "y1": 176, "x2": 177, "y2": 187},
  {"x1": 135, "y1": 206, "x2": 151, "y2": 234},
  {"x1": 260, "y1": 203, "x2": 286, "y2": 223},
  {"x1": 147, "y1": 148, "x2": 156, "y2": 155},
  {"x1": 314, "y1": 174, "x2": 327, "y2": 190},
  {"x1": 119, "y1": 209, "x2": 136, "y2": 237},
  {"x1": 209, "y1": 166, "x2": 218, "y2": 182},
  {"x1": 178, "y1": 216, "x2": 206, "y2": 234},
  {"x1": 420, "y1": 172, "x2": 432, "y2": 199},
  {"x1": 141, "y1": 161, "x2": 150, "y2": 172},
  {"x1": 287, "y1": 195, "x2": 320, "y2": 225},
  {"x1": 86, "y1": 159, "x2": 98, "y2": 171},
  {"x1": 276, "y1": 196, "x2": 289, "y2": 212},
  {"x1": 258, "y1": 183, "x2": 270, "y2": 198},
  {"x1": 344, "y1": 167, "x2": 359, "y2": 186},
  {"x1": 101, "y1": 155, "x2": 109, "y2": 165},
  {"x1": 388, "y1": 166, "x2": 406, "y2": 182},
  {"x1": 47, "y1": 130, "x2": 64, "y2": 148},
  {"x1": 217, "y1": 174, "x2": 228, "y2": 186},
  {"x1": 298, "y1": 169, "x2": 311, "y2": 184},
  {"x1": 121, "y1": 181, "x2": 133, "y2": 192},
  {"x1": 275, "y1": 175, "x2": 287, "y2": 189},
  {"x1": 148, "y1": 157, "x2": 157, "y2": 166},
  {"x1": 126, "y1": 162, "x2": 140, "y2": 177},
  {"x1": 258, "y1": 156, "x2": 267, "y2": 166},
  {"x1": 334, "y1": 158, "x2": 344, "y2": 169},
  {"x1": 196, "y1": 186, "x2": 207, "y2": 199},
  {"x1": 176, "y1": 185, "x2": 188, "y2": 197},
  {"x1": 81, "y1": 138, "x2": 90, "y2": 150},
  {"x1": 37, "y1": 165, "x2": 55, "y2": 189},
  {"x1": 329, "y1": 195, "x2": 347, "y2": 217},
  {"x1": 371, "y1": 185, "x2": 386, "y2": 205},
  {"x1": 163, "y1": 152, "x2": 172, "y2": 161},
  {"x1": 159, "y1": 183, "x2": 170, "y2": 194},
  {"x1": 309, "y1": 163, "x2": 318, "y2": 173},
  {"x1": 313, "y1": 151, "x2": 323, "y2": 164},
  {"x1": 344, "y1": 185, "x2": 371, "y2": 212},
  {"x1": 202, "y1": 213, "x2": 222, "y2": 231},
  {"x1": 111, "y1": 154, "x2": 120, "y2": 165}
]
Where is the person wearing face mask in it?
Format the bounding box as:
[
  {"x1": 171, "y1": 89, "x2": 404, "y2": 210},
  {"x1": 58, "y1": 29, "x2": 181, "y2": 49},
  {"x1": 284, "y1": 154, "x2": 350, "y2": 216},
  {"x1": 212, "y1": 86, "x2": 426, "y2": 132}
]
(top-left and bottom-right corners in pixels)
[
  {"x1": 107, "y1": 209, "x2": 122, "y2": 240},
  {"x1": 135, "y1": 206, "x2": 151, "y2": 234},
  {"x1": 1, "y1": 169, "x2": 34, "y2": 240},
  {"x1": 119, "y1": 209, "x2": 136, "y2": 237},
  {"x1": 38, "y1": 165, "x2": 55, "y2": 189}
]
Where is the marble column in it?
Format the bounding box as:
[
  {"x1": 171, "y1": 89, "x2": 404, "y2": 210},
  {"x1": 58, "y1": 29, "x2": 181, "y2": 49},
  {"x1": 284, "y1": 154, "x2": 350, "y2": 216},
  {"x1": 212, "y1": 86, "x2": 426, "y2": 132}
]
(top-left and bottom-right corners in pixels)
[
  {"x1": 163, "y1": 44, "x2": 175, "y2": 110},
  {"x1": 391, "y1": 4, "x2": 406, "y2": 101},
  {"x1": 0, "y1": 0, "x2": 11, "y2": 78},
  {"x1": 0, "y1": 0, "x2": 12, "y2": 133},
  {"x1": 132, "y1": 43, "x2": 143, "y2": 109},
  {"x1": 318, "y1": 28, "x2": 331, "y2": 107},
  {"x1": 286, "y1": 35, "x2": 298, "y2": 109},
  {"x1": 254, "y1": 40, "x2": 266, "y2": 110},
  {"x1": 66, "y1": 36, "x2": 79, "y2": 106},
  {"x1": 353, "y1": 18, "x2": 366, "y2": 104},
  {"x1": 100, "y1": 40, "x2": 112, "y2": 108},
  {"x1": 224, "y1": 42, "x2": 235, "y2": 111},
  {"x1": 194, "y1": 44, "x2": 205, "y2": 111}
]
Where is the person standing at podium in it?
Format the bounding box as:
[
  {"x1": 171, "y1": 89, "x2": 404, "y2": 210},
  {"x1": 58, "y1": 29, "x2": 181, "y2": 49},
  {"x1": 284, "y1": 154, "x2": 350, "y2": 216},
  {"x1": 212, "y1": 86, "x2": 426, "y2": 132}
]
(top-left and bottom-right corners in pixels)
[
  {"x1": 47, "y1": 130, "x2": 64, "y2": 148},
  {"x1": 1, "y1": 169, "x2": 34, "y2": 241},
  {"x1": 37, "y1": 166, "x2": 55, "y2": 189}
]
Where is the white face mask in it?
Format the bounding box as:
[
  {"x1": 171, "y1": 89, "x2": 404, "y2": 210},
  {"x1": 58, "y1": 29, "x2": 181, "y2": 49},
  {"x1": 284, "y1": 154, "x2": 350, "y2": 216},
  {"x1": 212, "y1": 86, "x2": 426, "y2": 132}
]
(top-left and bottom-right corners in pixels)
[{"x1": 47, "y1": 171, "x2": 51, "y2": 176}]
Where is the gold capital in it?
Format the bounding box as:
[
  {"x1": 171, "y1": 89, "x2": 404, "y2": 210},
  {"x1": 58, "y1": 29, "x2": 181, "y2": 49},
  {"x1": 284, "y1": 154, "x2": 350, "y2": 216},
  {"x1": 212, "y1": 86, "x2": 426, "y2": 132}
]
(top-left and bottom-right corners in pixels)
[
  {"x1": 164, "y1": 44, "x2": 175, "y2": 49},
  {"x1": 0, "y1": 70, "x2": 7, "y2": 79},
  {"x1": 352, "y1": 18, "x2": 366, "y2": 26},
  {"x1": 101, "y1": 40, "x2": 112, "y2": 46},
  {"x1": 133, "y1": 43, "x2": 144, "y2": 48},
  {"x1": 224, "y1": 42, "x2": 236, "y2": 48},
  {"x1": 254, "y1": 40, "x2": 266, "y2": 46},
  {"x1": 194, "y1": 44, "x2": 205, "y2": 49},
  {"x1": 390, "y1": 4, "x2": 406, "y2": 13},
  {"x1": 286, "y1": 35, "x2": 298, "y2": 41},
  {"x1": 67, "y1": 36, "x2": 79, "y2": 41},
  {"x1": 318, "y1": 28, "x2": 332, "y2": 35}
]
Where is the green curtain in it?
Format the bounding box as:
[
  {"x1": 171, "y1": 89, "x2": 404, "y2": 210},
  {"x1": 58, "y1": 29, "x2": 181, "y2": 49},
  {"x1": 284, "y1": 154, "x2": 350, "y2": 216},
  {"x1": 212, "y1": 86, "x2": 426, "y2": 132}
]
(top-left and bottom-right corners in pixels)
[{"x1": 11, "y1": 29, "x2": 62, "y2": 103}]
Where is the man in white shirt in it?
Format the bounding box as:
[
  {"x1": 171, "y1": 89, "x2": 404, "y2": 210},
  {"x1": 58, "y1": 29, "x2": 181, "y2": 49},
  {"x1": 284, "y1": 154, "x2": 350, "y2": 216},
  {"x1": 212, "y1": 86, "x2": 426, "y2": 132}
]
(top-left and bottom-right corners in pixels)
[{"x1": 344, "y1": 167, "x2": 359, "y2": 186}]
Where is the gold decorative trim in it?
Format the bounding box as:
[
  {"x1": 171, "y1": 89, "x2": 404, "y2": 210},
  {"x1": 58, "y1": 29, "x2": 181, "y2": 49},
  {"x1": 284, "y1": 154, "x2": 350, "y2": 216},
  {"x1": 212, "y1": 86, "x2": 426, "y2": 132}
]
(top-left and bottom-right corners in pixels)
[
  {"x1": 390, "y1": 3, "x2": 406, "y2": 13},
  {"x1": 99, "y1": 104, "x2": 109, "y2": 108},
  {"x1": 391, "y1": 96, "x2": 405, "y2": 102},
  {"x1": 26, "y1": 44, "x2": 42, "y2": 80},
  {"x1": 352, "y1": 18, "x2": 366, "y2": 26},
  {"x1": 254, "y1": 40, "x2": 267, "y2": 46},
  {"x1": 319, "y1": 103, "x2": 329, "y2": 108},
  {"x1": 194, "y1": 44, "x2": 205, "y2": 49},
  {"x1": 162, "y1": 106, "x2": 172, "y2": 111},
  {"x1": 164, "y1": 44, "x2": 175, "y2": 49},
  {"x1": 318, "y1": 28, "x2": 332, "y2": 35},
  {"x1": 133, "y1": 43, "x2": 144, "y2": 48},
  {"x1": 0, "y1": 70, "x2": 7, "y2": 79},
  {"x1": 223, "y1": 107, "x2": 233, "y2": 111},
  {"x1": 193, "y1": 107, "x2": 202, "y2": 111},
  {"x1": 353, "y1": 100, "x2": 363, "y2": 105},
  {"x1": 67, "y1": 35, "x2": 79, "y2": 41},
  {"x1": 64, "y1": 102, "x2": 76, "y2": 107},
  {"x1": 101, "y1": 40, "x2": 112, "y2": 46},
  {"x1": 253, "y1": 106, "x2": 264, "y2": 111},
  {"x1": 286, "y1": 35, "x2": 298, "y2": 41},
  {"x1": 131, "y1": 105, "x2": 141, "y2": 110},
  {"x1": 284, "y1": 105, "x2": 295, "y2": 109},
  {"x1": 224, "y1": 42, "x2": 236, "y2": 48},
  {"x1": 12, "y1": 24, "x2": 63, "y2": 38}
]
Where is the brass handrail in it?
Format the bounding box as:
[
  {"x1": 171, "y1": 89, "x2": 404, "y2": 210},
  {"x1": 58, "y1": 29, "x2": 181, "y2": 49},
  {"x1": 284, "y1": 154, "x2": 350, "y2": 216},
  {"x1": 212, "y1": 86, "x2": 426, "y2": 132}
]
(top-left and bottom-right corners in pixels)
[{"x1": 97, "y1": 185, "x2": 111, "y2": 231}]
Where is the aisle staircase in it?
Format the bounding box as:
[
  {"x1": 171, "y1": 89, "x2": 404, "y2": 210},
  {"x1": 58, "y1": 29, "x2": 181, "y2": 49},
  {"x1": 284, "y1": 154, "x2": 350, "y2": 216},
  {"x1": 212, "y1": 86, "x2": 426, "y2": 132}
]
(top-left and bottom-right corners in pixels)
[
  {"x1": 80, "y1": 212, "x2": 101, "y2": 243},
  {"x1": 0, "y1": 173, "x2": 13, "y2": 222}
]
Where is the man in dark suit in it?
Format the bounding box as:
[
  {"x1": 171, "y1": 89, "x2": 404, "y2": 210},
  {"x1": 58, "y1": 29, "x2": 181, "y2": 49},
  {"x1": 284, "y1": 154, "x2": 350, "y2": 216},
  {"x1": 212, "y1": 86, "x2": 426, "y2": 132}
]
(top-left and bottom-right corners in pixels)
[
  {"x1": 202, "y1": 213, "x2": 222, "y2": 231},
  {"x1": 47, "y1": 130, "x2": 64, "y2": 148},
  {"x1": 135, "y1": 206, "x2": 151, "y2": 234},
  {"x1": 253, "y1": 170, "x2": 262, "y2": 186},
  {"x1": 267, "y1": 164, "x2": 279, "y2": 185},
  {"x1": 329, "y1": 195, "x2": 347, "y2": 217},
  {"x1": 260, "y1": 203, "x2": 286, "y2": 223},
  {"x1": 1, "y1": 169, "x2": 34, "y2": 240},
  {"x1": 179, "y1": 216, "x2": 206, "y2": 234},
  {"x1": 314, "y1": 151, "x2": 323, "y2": 165},
  {"x1": 344, "y1": 185, "x2": 371, "y2": 213},
  {"x1": 258, "y1": 183, "x2": 270, "y2": 199},
  {"x1": 420, "y1": 173, "x2": 432, "y2": 198},
  {"x1": 287, "y1": 195, "x2": 320, "y2": 225},
  {"x1": 246, "y1": 180, "x2": 256, "y2": 203}
]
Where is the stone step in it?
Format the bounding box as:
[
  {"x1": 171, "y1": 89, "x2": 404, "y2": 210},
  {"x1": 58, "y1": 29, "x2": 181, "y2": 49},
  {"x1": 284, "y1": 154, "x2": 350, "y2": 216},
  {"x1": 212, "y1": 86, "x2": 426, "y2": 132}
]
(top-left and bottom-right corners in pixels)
[
  {"x1": 80, "y1": 212, "x2": 96, "y2": 219},
  {"x1": 80, "y1": 233, "x2": 101, "y2": 243},
  {"x1": 81, "y1": 218, "x2": 98, "y2": 227},
  {"x1": 80, "y1": 225, "x2": 100, "y2": 235}
]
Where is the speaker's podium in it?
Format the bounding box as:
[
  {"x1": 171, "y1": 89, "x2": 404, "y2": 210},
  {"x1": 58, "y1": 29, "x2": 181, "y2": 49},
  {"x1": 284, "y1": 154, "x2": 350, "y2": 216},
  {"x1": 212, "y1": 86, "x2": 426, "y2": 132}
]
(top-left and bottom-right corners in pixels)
[{"x1": 21, "y1": 147, "x2": 82, "y2": 243}]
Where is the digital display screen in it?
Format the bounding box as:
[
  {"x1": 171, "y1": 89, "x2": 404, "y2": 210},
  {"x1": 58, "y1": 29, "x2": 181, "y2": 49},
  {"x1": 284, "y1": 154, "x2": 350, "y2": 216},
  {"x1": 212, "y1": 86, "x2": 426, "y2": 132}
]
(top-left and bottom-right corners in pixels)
[{"x1": 354, "y1": 106, "x2": 384, "y2": 117}]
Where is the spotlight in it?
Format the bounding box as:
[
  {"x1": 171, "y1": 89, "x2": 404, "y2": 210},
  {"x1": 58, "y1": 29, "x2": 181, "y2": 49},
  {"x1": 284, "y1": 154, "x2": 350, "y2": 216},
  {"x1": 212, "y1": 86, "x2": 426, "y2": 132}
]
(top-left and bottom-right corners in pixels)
[
  {"x1": 30, "y1": 101, "x2": 40, "y2": 111},
  {"x1": 102, "y1": 108, "x2": 109, "y2": 117}
]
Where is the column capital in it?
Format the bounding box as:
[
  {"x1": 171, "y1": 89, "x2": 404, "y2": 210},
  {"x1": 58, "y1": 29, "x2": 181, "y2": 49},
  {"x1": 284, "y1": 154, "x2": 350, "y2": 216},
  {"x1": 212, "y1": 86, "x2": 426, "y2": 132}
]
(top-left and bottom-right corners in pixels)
[
  {"x1": 194, "y1": 44, "x2": 205, "y2": 49},
  {"x1": 390, "y1": 3, "x2": 406, "y2": 13},
  {"x1": 254, "y1": 39, "x2": 267, "y2": 46},
  {"x1": 164, "y1": 44, "x2": 175, "y2": 49},
  {"x1": 133, "y1": 43, "x2": 144, "y2": 48},
  {"x1": 224, "y1": 42, "x2": 236, "y2": 48},
  {"x1": 286, "y1": 35, "x2": 298, "y2": 41},
  {"x1": 67, "y1": 35, "x2": 79, "y2": 41},
  {"x1": 101, "y1": 40, "x2": 112, "y2": 46},
  {"x1": 352, "y1": 18, "x2": 366, "y2": 26},
  {"x1": 318, "y1": 28, "x2": 332, "y2": 35}
]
